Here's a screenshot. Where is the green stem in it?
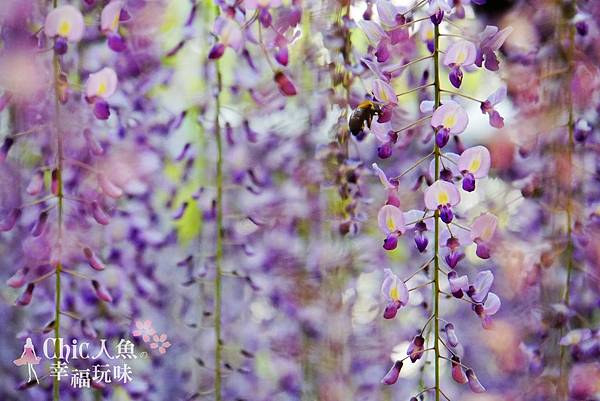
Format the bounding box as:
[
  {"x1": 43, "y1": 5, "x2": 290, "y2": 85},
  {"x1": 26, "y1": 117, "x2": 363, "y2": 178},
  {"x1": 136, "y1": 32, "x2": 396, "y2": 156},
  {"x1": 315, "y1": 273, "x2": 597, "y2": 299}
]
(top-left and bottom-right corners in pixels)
[
  {"x1": 432, "y1": 22, "x2": 442, "y2": 401},
  {"x1": 213, "y1": 5, "x2": 224, "y2": 401},
  {"x1": 51, "y1": 2, "x2": 63, "y2": 398}
]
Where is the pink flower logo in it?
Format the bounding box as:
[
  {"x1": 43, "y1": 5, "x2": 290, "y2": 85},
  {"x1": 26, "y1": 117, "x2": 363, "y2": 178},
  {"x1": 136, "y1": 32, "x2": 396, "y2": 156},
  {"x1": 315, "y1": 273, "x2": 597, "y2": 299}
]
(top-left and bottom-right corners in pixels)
[
  {"x1": 150, "y1": 334, "x2": 171, "y2": 354},
  {"x1": 132, "y1": 320, "x2": 156, "y2": 343}
]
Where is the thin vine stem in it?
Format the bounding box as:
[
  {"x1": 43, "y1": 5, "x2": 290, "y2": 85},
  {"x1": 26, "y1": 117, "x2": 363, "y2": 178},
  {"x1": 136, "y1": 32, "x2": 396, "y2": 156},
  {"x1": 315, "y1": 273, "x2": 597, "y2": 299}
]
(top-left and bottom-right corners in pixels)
[
  {"x1": 213, "y1": 4, "x2": 224, "y2": 401},
  {"x1": 432, "y1": 21, "x2": 442, "y2": 401},
  {"x1": 50, "y1": 1, "x2": 63, "y2": 399}
]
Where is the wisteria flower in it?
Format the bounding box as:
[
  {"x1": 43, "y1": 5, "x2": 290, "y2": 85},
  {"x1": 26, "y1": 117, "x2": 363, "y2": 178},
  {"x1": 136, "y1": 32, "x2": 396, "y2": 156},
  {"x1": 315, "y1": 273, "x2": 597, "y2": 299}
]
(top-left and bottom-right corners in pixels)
[
  {"x1": 448, "y1": 271, "x2": 469, "y2": 297},
  {"x1": 431, "y1": 101, "x2": 469, "y2": 147},
  {"x1": 424, "y1": 180, "x2": 461, "y2": 223},
  {"x1": 85, "y1": 68, "x2": 118, "y2": 120},
  {"x1": 377, "y1": 204, "x2": 406, "y2": 250},
  {"x1": 209, "y1": 16, "x2": 243, "y2": 59},
  {"x1": 444, "y1": 40, "x2": 477, "y2": 88},
  {"x1": 381, "y1": 360, "x2": 403, "y2": 385},
  {"x1": 101, "y1": 1, "x2": 130, "y2": 52},
  {"x1": 150, "y1": 333, "x2": 171, "y2": 354},
  {"x1": 419, "y1": 22, "x2": 435, "y2": 53},
  {"x1": 466, "y1": 368, "x2": 486, "y2": 393},
  {"x1": 468, "y1": 270, "x2": 494, "y2": 303},
  {"x1": 372, "y1": 163, "x2": 400, "y2": 206},
  {"x1": 380, "y1": 268, "x2": 409, "y2": 319},
  {"x1": 428, "y1": 0, "x2": 451, "y2": 25},
  {"x1": 470, "y1": 213, "x2": 497, "y2": 259},
  {"x1": 244, "y1": 0, "x2": 282, "y2": 27},
  {"x1": 457, "y1": 145, "x2": 491, "y2": 191},
  {"x1": 474, "y1": 292, "x2": 500, "y2": 329},
  {"x1": 132, "y1": 320, "x2": 156, "y2": 343},
  {"x1": 372, "y1": 79, "x2": 397, "y2": 123},
  {"x1": 475, "y1": 25, "x2": 513, "y2": 71},
  {"x1": 44, "y1": 5, "x2": 85, "y2": 54},
  {"x1": 481, "y1": 86, "x2": 506, "y2": 128}
]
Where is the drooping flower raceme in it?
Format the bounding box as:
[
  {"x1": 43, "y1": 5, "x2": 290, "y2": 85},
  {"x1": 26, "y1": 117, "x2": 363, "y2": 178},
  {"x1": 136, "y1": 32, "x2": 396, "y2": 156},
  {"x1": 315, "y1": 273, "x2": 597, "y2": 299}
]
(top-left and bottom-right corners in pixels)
[
  {"x1": 85, "y1": 67, "x2": 118, "y2": 120},
  {"x1": 44, "y1": 5, "x2": 84, "y2": 54},
  {"x1": 444, "y1": 40, "x2": 477, "y2": 88},
  {"x1": 424, "y1": 180, "x2": 461, "y2": 224},
  {"x1": 457, "y1": 145, "x2": 491, "y2": 191},
  {"x1": 380, "y1": 268, "x2": 409, "y2": 319},
  {"x1": 431, "y1": 100, "x2": 469, "y2": 147}
]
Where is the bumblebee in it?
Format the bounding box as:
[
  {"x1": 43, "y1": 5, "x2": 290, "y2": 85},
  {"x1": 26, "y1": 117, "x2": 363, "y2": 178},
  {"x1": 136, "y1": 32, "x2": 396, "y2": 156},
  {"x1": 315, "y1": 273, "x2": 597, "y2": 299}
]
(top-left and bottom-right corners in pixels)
[{"x1": 348, "y1": 100, "x2": 382, "y2": 137}]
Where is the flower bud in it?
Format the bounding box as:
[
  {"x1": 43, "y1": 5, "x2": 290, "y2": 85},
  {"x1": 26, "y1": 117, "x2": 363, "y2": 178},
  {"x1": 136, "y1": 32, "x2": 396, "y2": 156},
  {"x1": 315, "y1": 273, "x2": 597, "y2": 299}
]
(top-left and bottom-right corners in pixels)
[
  {"x1": 466, "y1": 368, "x2": 486, "y2": 393},
  {"x1": 0, "y1": 208, "x2": 21, "y2": 231},
  {"x1": 7, "y1": 267, "x2": 28, "y2": 288},
  {"x1": 0, "y1": 137, "x2": 15, "y2": 162},
  {"x1": 92, "y1": 280, "x2": 113, "y2": 303},
  {"x1": 445, "y1": 323, "x2": 459, "y2": 347},
  {"x1": 381, "y1": 360, "x2": 403, "y2": 385},
  {"x1": 91, "y1": 201, "x2": 110, "y2": 225},
  {"x1": 98, "y1": 174, "x2": 123, "y2": 198},
  {"x1": 84, "y1": 247, "x2": 105, "y2": 271},
  {"x1": 84, "y1": 129, "x2": 104, "y2": 156},
  {"x1": 16, "y1": 283, "x2": 35, "y2": 306},
  {"x1": 274, "y1": 71, "x2": 297, "y2": 96},
  {"x1": 31, "y1": 211, "x2": 48, "y2": 237},
  {"x1": 26, "y1": 171, "x2": 44, "y2": 195},
  {"x1": 451, "y1": 356, "x2": 468, "y2": 384},
  {"x1": 407, "y1": 335, "x2": 425, "y2": 362}
]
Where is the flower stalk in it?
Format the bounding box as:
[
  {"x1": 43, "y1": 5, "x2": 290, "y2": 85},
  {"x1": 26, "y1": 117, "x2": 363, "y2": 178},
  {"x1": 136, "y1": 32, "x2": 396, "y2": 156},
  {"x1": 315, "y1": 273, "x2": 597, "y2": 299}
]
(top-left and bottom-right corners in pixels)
[
  {"x1": 51, "y1": 2, "x2": 63, "y2": 400},
  {"x1": 213, "y1": 5, "x2": 224, "y2": 401},
  {"x1": 432, "y1": 21, "x2": 442, "y2": 401}
]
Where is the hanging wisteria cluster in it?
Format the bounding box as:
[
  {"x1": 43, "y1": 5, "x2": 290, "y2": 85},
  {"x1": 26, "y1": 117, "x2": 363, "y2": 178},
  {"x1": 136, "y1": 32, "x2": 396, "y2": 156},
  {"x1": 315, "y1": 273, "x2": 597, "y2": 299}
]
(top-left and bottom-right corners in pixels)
[{"x1": 0, "y1": 0, "x2": 599, "y2": 400}]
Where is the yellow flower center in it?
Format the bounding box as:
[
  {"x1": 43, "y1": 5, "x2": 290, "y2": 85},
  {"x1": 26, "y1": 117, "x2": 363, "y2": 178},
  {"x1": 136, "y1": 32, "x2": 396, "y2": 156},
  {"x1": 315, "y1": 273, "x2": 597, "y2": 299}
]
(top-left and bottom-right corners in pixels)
[
  {"x1": 437, "y1": 190, "x2": 449, "y2": 205},
  {"x1": 111, "y1": 14, "x2": 120, "y2": 31},
  {"x1": 442, "y1": 113, "x2": 456, "y2": 128},
  {"x1": 97, "y1": 82, "x2": 107, "y2": 96},
  {"x1": 455, "y1": 50, "x2": 466, "y2": 65},
  {"x1": 390, "y1": 286, "x2": 399, "y2": 301},
  {"x1": 386, "y1": 216, "x2": 396, "y2": 232},
  {"x1": 58, "y1": 20, "x2": 71, "y2": 37},
  {"x1": 468, "y1": 155, "x2": 481, "y2": 173}
]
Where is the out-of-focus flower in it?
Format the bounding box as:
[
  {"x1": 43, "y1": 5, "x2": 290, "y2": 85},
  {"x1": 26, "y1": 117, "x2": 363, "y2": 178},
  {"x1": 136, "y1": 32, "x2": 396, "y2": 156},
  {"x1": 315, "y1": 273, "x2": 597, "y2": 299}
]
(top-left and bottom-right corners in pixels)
[
  {"x1": 475, "y1": 25, "x2": 513, "y2": 71},
  {"x1": 44, "y1": 5, "x2": 84, "y2": 54},
  {"x1": 101, "y1": 1, "x2": 129, "y2": 52},
  {"x1": 428, "y1": 0, "x2": 451, "y2": 25},
  {"x1": 85, "y1": 68, "x2": 118, "y2": 120},
  {"x1": 209, "y1": 16, "x2": 243, "y2": 59},
  {"x1": 481, "y1": 86, "x2": 506, "y2": 128},
  {"x1": 380, "y1": 268, "x2": 409, "y2": 319},
  {"x1": 470, "y1": 213, "x2": 497, "y2": 259},
  {"x1": 378, "y1": 204, "x2": 406, "y2": 250},
  {"x1": 466, "y1": 368, "x2": 486, "y2": 393},
  {"x1": 381, "y1": 360, "x2": 403, "y2": 385}
]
